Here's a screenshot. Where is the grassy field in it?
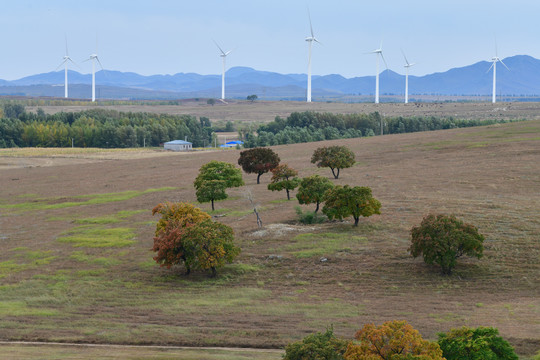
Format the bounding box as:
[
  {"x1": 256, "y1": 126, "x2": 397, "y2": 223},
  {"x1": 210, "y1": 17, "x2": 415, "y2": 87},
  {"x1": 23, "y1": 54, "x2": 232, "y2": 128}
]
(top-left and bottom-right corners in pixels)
[
  {"x1": 0, "y1": 118, "x2": 538, "y2": 358},
  {"x1": 26, "y1": 99, "x2": 540, "y2": 125},
  {"x1": 0, "y1": 343, "x2": 283, "y2": 360}
]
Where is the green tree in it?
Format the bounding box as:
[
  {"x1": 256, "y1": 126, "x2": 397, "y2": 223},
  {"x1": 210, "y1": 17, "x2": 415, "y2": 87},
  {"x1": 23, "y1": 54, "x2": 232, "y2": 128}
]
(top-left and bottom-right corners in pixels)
[
  {"x1": 247, "y1": 94, "x2": 258, "y2": 102},
  {"x1": 296, "y1": 175, "x2": 334, "y2": 213},
  {"x1": 194, "y1": 161, "x2": 244, "y2": 211},
  {"x1": 437, "y1": 326, "x2": 518, "y2": 360},
  {"x1": 267, "y1": 164, "x2": 300, "y2": 200},
  {"x1": 323, "y1": 185, "x2": 381, "y2": 227},
  {"x1": 152, "y1": 202, "x2": 240, "y2": 276},
  {"x1": 207, "y1": 98, "x2": 216, "y2": 106},
  {"x1": 345, "y1": 320, "x2": 444, "y2": 360},
  {"x1": 284, "y1": 327, "x2": 350, "y2": 360},
  {"x1": 409, "y1": 214, "x2": 484, "y2": 275},
  {"x1": 237, "y1": 147, "x2": 280, "y2": 184},
  {"x1": 311, "y1": 145, "x2": 355, "y2": 179}
]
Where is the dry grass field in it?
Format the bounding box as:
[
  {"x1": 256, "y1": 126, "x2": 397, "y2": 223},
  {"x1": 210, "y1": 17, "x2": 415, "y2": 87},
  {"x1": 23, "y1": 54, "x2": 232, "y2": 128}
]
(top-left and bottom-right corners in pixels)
[
  {"x1": 27, "y1": 99, "x2": 540, "y2": 125},
  {"x1": 0, "y1": 116, "x2": 539, "y2": 358}
]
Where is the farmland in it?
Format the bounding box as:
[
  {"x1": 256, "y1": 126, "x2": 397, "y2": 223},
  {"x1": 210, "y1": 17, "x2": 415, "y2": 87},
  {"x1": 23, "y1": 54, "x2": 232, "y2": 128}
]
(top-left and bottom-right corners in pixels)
[{"x1": 0, "y1": 103, "x2": 539, "y2": 358}]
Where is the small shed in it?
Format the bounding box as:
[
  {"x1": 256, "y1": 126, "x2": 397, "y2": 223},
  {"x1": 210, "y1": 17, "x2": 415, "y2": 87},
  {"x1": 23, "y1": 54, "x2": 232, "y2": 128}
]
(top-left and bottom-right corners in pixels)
[{"x1": 164, "y1": 140, "x2": 192, "y2": 151}]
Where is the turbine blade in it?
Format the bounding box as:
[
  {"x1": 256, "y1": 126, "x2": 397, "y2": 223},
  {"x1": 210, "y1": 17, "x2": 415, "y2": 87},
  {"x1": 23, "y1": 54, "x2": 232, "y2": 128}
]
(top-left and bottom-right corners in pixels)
[
  {"x1": 213, "y1": 39, "x2": 226, "y2": 55},
  {"x1": 96, "y1": 57, "x2": 105, "y2": 71},
  {"x1": 65, "y1": 34, "x2": 69, "y2": 56},
  {"x1": 486, "y1": 62, "x2": 494, "y2": 73},
  {"x1": 55, "y1": 60, "x2": 67, "y2": 71},
  {"x1": 380, "y1": 52, "x2": 389, "y2": 70},
  {"x1": 68, "y1": 58, "x2": 82, "y2": 70},
  {"x1": 308, "y1": 8, "x2": 314, "y2": 38},
  {"x1": 401, "y1": 48, "x2": 410, "y2": 66},
  {"x1": 499, "y1": 58, "x2": 510, "y2": 71}
]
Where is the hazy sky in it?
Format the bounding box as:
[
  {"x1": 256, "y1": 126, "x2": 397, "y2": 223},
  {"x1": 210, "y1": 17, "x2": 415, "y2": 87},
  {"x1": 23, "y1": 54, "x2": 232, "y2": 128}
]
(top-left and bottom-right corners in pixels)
[{"x1": 1, "y1": 0, "x2": 539, "y2": 80}]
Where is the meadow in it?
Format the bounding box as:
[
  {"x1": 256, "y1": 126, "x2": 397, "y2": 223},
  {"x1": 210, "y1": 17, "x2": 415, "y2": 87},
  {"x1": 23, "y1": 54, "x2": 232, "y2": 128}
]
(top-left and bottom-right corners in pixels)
[{"x1": 0, "y1": 112, "x2": 538, "y2": 358}]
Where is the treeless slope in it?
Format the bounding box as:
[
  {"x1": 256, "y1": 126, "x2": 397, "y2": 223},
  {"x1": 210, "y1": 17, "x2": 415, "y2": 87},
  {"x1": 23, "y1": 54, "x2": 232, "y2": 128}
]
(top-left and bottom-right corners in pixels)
[{"x1": 0, "y1": 120, "x2": 538, "y2": 356}]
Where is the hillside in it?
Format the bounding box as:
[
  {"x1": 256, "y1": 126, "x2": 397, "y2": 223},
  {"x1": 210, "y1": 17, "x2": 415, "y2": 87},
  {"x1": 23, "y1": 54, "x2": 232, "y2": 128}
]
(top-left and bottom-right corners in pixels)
[
  {"x1": 1, "y1": 55, "x2": 540, "y2": 100},
  {"x1": 0, "y1": 120, "x2": 538, "y2": 356}
]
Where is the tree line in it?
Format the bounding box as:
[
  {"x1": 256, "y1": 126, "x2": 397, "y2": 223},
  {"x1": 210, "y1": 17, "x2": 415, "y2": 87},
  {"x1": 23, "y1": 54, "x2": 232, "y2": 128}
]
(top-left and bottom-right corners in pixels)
[
  {"x1": 241, "y1": 111, "x2": 514, "y2": 147},
  {"x1": 0, "y1": 105, "x2": 213, "y2": 148}
]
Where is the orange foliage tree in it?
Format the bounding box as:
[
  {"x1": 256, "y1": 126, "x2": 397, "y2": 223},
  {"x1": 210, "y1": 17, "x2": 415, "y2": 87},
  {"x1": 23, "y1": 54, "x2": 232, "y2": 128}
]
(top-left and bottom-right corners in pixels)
[
  {"x1": 152, "y1": 202, "x2": 239, "y2": 276},
  {"x1": 344, "y1": 320, "x2": 444, "y2": 360}
]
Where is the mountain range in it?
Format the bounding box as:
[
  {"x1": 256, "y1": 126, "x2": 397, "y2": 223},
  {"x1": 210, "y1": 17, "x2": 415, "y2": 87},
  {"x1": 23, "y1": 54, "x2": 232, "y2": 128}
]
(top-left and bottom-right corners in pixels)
[{"x1": 1, "y1": 55, "x2": 539, "y2": 101}]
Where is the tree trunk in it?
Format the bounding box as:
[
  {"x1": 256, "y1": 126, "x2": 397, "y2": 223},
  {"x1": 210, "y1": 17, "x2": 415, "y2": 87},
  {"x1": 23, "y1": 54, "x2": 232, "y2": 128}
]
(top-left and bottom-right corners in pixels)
[
  {"x1": 185, "y1": 266, "x2": 191, "y2": 275},
  {"x1": 257, "y1": 172, "x2": 262, "y2": 184},
  {"x1": 315, "y1": 202, "x2": 320, "y2": 214},
  {"x1": 286, "y1": 189, "x2": 290, "y2": 200},
  {"x1": 210, "y1": 266, "x2": 217, "y2": 277},
  {"x1": 211, "y1": 199, "x2": 215, "y2": 211},
  {"x1": 354, "y1": 216, "x2": 359, "y2": 226}
]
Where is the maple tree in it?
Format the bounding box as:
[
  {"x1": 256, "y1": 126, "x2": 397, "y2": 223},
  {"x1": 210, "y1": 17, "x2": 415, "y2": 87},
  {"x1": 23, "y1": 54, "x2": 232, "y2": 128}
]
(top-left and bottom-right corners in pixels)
[
  {"x1": 322, "y1": 185, "x2": 381, "y2": 226},
  {"x1": 267, "y1": 164, "x2": 300, "y2": 200},
  {"x1": 194, "y1": 161, "x2": 244, "y2": 211},
  {"x1": 437, "y1": 326, "x2": 518, "y2": 360},
  {"x1": 237, "y1": 147, "x2": 280, "y2": 184},
  {"x1": 152, "y1": 202, "x2": 239, "y2": 276},
  {"x1": 296, "y1": 174, "x2": 334, "y2": 213},
  {"x1": 344, "y1": 320, "x2": 444, "y2": 360},
  {"x1": 311, "y1": 145, "x2": 355, "y2": 179},
  {"x1": 409, "y1": 214, "x2": 484, "y2": 275}
]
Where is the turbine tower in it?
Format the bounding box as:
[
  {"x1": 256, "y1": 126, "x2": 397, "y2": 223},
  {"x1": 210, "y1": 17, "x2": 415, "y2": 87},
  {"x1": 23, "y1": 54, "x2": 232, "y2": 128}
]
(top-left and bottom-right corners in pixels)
[
  {"x1": 368, "y1": 42, "x2": 388, "y2": 104},
  {"x1": 402, "y1": 50, "x2": 415, "y2": 104},
  {"x1": 214, "y1": 40, "x2": 232, "y2": 100},
  {"x1": 84, "y1": 38, "x2": 104, "y2": 102},
  {"x1": 487, "y1": 45, "x2": 509, "y2": 104},
  {"x1": 56, "y1": 37, "x2": 77, "y2": 98},
  {"x1": 305, "y1": 9, "x2": 320, "y2": 103}
]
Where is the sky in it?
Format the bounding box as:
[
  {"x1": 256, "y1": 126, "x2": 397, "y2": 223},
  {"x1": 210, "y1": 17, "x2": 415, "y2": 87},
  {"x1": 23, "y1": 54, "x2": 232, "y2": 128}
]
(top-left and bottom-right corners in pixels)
[{"x1": 1, "y1": 0, "x2": 539, "y2": 80}]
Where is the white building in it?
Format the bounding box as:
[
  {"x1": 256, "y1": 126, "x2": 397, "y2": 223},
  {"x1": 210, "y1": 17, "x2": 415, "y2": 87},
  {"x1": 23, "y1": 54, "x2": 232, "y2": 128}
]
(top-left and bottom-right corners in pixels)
[{"x1": 164, "y1": 140, "x2": 192, "y2": 151}]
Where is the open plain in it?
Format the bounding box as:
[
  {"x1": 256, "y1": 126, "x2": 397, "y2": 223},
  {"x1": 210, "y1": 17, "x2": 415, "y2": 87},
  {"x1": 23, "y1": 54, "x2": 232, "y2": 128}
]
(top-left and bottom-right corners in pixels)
[{"x1": 1, "y1": 103, "x2": 539, "y2": 358}]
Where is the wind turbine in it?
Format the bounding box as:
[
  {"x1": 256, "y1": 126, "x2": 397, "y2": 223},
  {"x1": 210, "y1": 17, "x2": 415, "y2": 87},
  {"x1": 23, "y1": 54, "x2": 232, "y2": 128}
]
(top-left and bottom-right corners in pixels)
[
  {"x1": 56, "y1": 36, "x2": 77, "y2": 98},
  {"x1": 84, "y1": 38, "x2": 104, "y2": 102},
  {"x1": 214, "y1": 40, "x2": 232, "y2": 100},
  {"x1": 368, "y1": 42, "x2": 388, "y2": 104},
  {"x1": 305, "y1": 9, "x2": 320, "y2": 103},
  {"x1": 402, "y1": 49, "x2": 415, "y2": 104},
  {"x1": 487, "y1": 44, "x2": 509, "y2": 103}
]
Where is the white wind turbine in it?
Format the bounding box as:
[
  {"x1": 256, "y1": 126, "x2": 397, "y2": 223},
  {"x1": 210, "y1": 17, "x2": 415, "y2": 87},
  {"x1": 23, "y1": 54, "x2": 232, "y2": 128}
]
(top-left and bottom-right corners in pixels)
[
  {"x1": 84, "y1": 39, "x2": 104, "y2": 102},
  {"x1": 402, "y1": 49, "x2": 415, "y2": 104},
  {"x1": 305, "y1": 9, "x2": 320, "y2": 103},
  {"x1": 368, "y1": 42, "x2": 388, "y2": 104},
  {"x1": 214, "y1": 40, "x2": 232, "y2": 100},
  {"x1": 487, "y1": 44, "x2": 509, "y2": 103},
  {"x1": 56, "y1": 37, "x2": 78, "y2": 98}
]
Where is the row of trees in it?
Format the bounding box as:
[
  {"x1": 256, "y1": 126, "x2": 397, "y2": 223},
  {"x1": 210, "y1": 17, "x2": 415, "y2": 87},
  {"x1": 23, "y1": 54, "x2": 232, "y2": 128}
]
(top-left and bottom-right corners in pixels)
[
  {"x1": 0, "y1": 107, "x2": 213, "y2": 148},
  {"x1": 241, "y1": 111, "x2": 512, "y2": 148},
  {"x1": 284, "y1": 321, "x2": 519, "y2": 360}
]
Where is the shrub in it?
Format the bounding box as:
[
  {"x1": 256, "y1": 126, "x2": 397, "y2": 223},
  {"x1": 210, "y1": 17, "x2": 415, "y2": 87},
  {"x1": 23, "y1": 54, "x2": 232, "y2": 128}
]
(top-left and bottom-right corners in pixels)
[
  {"x1": 344, "y1": 320, "x2": 444, "y2": 360},
  {"x1": 409, "y1": 214, "x2": 484, "y2": 275},
  {"x1": 295, "y1": 206, "x2": 327, "y2": 224},
  {"x1": 284, "y1": 327, "x2": 349, "y2": 360},
  {"x1": 296, "y1": 175, "x2": 334, "y2": 213},
  {"x1": 322, "y1": 185, "x2": 381, "y2": 227},
  {"x1": 311, "y1": 145, "x2": 355, "y2": 179},
  {"x1": 238, "y1": 147, "x2": 280, "y2": 184},
  {"x1": 437, "y1": 326, "x2": 518, "y2": 360},
  {"x1": 152, "y1": 202, "x2": 240, "y2": 276},
  {"x1": 267, "y1": 164, "x2": 300, "y2": 200}
]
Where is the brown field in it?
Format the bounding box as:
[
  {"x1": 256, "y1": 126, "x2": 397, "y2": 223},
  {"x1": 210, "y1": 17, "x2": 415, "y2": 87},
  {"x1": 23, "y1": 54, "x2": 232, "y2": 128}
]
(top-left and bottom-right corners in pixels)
[
  {"x1": 0, "y1": 116, "x2": 539, "y2": 358},
  {"x1": 26, "y1": 99, "x2": 540, "y2": 125}
]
